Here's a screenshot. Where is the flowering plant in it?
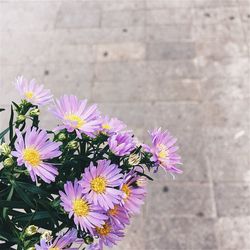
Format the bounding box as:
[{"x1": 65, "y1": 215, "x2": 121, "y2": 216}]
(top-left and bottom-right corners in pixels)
[{"x1": 0, "y1": 76, "x2": 182, "y2": 250}]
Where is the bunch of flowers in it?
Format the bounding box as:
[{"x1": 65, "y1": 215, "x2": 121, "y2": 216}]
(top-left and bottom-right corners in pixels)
[{"x1": 0, "y1": 76, "x2": 182, "y2": 250}]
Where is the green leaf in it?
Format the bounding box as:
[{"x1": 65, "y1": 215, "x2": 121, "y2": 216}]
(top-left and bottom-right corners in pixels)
[
  {"x1": 0, "y1": 200, "x2": 29, "y2": 209},
  {"x1": 12, "y1": 102, "x2": 19, "y2": 111},
  {"x1": 13, "y1": 183, "x2": 35, "y2": 208},
  {"x1": 9, "y1": 105, "x2": 14, "y2": 141},
  {"x1": 0, "y1": 127, "x2": 9, "y2": 140},
  {"x1": 13, "y1": 211, "x2": 52, "y2": 222},
  {"x1": 16, "y1": 181, "x2": 50, "y2": 197},
  {"x1": 3, "y1": 185, "x2": 14, "y2": 219}
]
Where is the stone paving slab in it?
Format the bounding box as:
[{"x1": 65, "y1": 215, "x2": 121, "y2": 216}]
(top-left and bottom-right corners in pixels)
[
  {"x1": 101, "y1": 10, "x2": 145, "y2": 28},
  {"x1": 214, "y1": 183, "x2": 250, "y2": 217},
  {"x1": 0, "y1": 2, "x2": 60, "y2": 32},
  {"x1": 146, "y1": 182, "x2": 216, "y2": 218},
  {"x1": 205, "y1": 128, "x2": 250, "y2": 182},
  {"x1": 215, "y1": 217, "x2": 250, "y2": 250},
  {"x1": 145, "y1": 217, "x2": 218, "y2": 250},
  {"x1": 50, "y1": 27, "x2": 146, "y2": 45}
]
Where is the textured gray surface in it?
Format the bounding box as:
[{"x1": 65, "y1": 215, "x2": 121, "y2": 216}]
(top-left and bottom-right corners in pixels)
[{"x1": 0, "y1": 0, "x2": 250, "y2": 249}]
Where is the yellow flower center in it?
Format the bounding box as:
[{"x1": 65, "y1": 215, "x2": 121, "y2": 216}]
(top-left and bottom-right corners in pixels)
[
  {"x1": 25, "y1": 91, "x2": 34, "y2": 99},
  {"x1": 50, "y1": 248, "x2": 60, "y2": 250},
  {"x1": 96, "y1": 222, "x2": 111, "y2": 236},
  {"x1": 102, "y1": 123, "x2": 111, "y2": 130},
  {"x1": 73, "y1": 199, "x2": 89, "y2": 217},
  {"x1": 65, "y1": 114, "x2": 85, "y2": 129},
  {"x1": 158, "y1": 144, "x2": 169, "y2": 159},
  {"x1": 108, "y1": 205, "x2": 119, "y2": 216},
  {"x1": 90, "y1": 177, "x2": 107, "y2": 193},
  {"x1": 122, "y1": 184, "x2": 131, "y2": 200},
  {"x1": 23, "y1": 148, "x2": 41, "y2": 167}
]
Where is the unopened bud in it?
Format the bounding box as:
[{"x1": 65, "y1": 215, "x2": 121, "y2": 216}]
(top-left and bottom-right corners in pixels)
[
  {"x1": 25, "y1": 225, "x2": 38, "y2": 236},
  {"x1": 84, "y1": 235, "x2": 94, "y2": 245},
  {"x1": 17, "y1": 115, "x2": 26, "y2": 123},
  {"x1": 3, "y1": 157, "x2": 14, "y2": 167},
  {"x1": 128, "y1": 153, "x2": 141, "y2": 166},
  {"x1": 136, "y1": 176, "x2": 147, "y2": 187},
  {"x1": 67, "y1": 140, "x2": 79, "y2": 150},
  {"x1": 27, "y1": 247, "x2": 35, "y2": 250},
  {"x1": 29, "y1": 108, "x2": 40, "y2": 117},
  {"x1": 20, "y1": 99, "x2": 29, "y2": 106},
  {"x1": 41, "y1": 230, "x2": 52, "y2": 242},
  {"x1": 57, "y1": 132, "x2": 67, "y2": 141},
  {"x1": 0, "y1": 143, "x2": 11, "y2": 156}
]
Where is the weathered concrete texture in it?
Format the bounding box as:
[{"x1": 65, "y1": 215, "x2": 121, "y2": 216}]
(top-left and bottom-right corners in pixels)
[{"x1": 0, "y1": 0, "x2": 250, "y2": 249}]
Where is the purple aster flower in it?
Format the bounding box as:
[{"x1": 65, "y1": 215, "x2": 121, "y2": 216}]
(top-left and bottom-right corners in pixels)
[
  {"x1": 100, "y1": 116, "x2": 126, "y2": 135},
  {"x1": 35, "y1": 229, "x2": 78, "y2": 250},
  {"x1": 94, "y1": 221, "x2": 124, "y2": 248},
  {"x1": 145, "y1": 128, "x2": 182, "y2": 174},
  {"x1": 107, "y1": 204, "x2": 130, "y2": 228},
  {"x1": 51, "y1": 95, "x2": 101, "y2": 138},
  {"x1": 12, "y1": 127, "x2": 61, "y2": 183},
  {"x1": 15, "y1": 76, "x2": 53, "y2": 106},
  {"x1": 108, "y1": 131, "x2": 136, "y2": 156},
  {"x1": 120, "y1": 170, "x2": 146, "y2": 215},
  {"x1": 59, "y1": 180, "x2": 107, "y2": 234},
  {"x1": 79, "y1": 160, "x2": 124, "y2": 210}
]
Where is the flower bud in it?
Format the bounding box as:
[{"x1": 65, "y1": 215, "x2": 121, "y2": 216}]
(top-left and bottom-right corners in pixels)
[
  {"x1": 17, "y1": 115, "x2": 26, "y2": 123},
  {"x1": 136, "y1": 176, "x2": 147, "y2": 187},
  {"x1": 128, "y1": 153, "x2": 141, "y2": 166},
  {"x1": 25, "y1": 225, "x2": 38, "y2": 236},
  {"x1": 41, "y1": 230, "x2": 52, "y2": 242},
  {"x1": 20, "y1": 99, "x2": 29, "y2": 106},
  {"x1": 67, "y1": 140, "x2": 79, "y2": 150},
  {"x1": 3, "y1": 157, "x2": 14, "y2": 167},
  {"x1": 0, "y1": 143, "x2": 11, "y2": 156},
  {"x1": 57, "y1": 132, "x2": 67, "y2": 141},
  {"x1": 27, "y1": 247, "x2": 35, "y2": 250},
  {"x1": 84, "y1": 235, "x2": 94, "y2": 245},
  {"x1": 29, "y1": 108, "x2": 40, "y2": 117}
]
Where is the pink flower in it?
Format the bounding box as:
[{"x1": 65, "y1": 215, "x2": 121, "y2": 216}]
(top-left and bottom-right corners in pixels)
[
  {"x1": 12, "y1": 127, "x2": 61, "y2": 183},
  {"x1": 59, "y1": 180, "x2": 108, "y2": 234},
  {"x1": 79, "y1": 160, "x2": 124, "y2": 210},
  {"x1": 107, "y1": 204, "x2": 130, "y2": 228},
  {"x1": 94, "y1": 221, "x2": 124, "y2": 248},
  {"x1": 120, "y1": 170, "x2": 146, "y2": 215},
  {"x1": 100, "y1": 116, "x2": 126, "y2": 135},
  {"x1": 35, "y1": 229, "x2": 77, "y2": 250},
  {"x1": 108, "y1": 131, "x2": 136, "y2": 156},
  {"x1": 15, "y1": 76, "x2": 53, "y2": 106},
  {"x1": 145, "y1": 128, "x2": 182, "y2": 174},
  {"x1": 51, "y1": 95, "x2": 101, "y2": 138}
]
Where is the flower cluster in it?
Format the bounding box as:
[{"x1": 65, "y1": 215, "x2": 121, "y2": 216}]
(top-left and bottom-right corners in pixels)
[{"x1": 0, "y1": 76, "x2": 182, "y2": 250}]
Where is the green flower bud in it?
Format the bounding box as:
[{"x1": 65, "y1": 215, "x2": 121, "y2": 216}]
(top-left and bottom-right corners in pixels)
[
  {"x1": 136, "y1": 176, "x2": 147, "y2": 187},
  {"x1": 128, "y1": 153, "x2": 141, "y2": 166},
  {"x1": 27, "y1": 247, "x2": 35, "y2": 250},
  {"x1": 41, "y1": 230, "x2": 52, "y2": 242},
  {"x1": 20, "y1": 99, "x2": 29, "y2": 106},
  {"x1": 67, "y1": 140, "x2": 79, "y2": 150},
  {"x1": 57, "y1": 132, "x2": 67, "y2": 141},
  {"x1": 3, "y1": 157, "x2": 14, "y2": 167},
  {"x1": 0, "y1": 143, "x2": 11, "y2": 156},
  {"x1": 29, "y1": 108, "x2": 40, "y2": 117},
  {"x1": 25, "y1": 225, "x2": 38, "y2": 236},
  {"x1": 84, "y1": 235, "x2": 94, "y2": 245},
  {"x1": 17, "y1": 115, "x2": 26, "y2": 123}
]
